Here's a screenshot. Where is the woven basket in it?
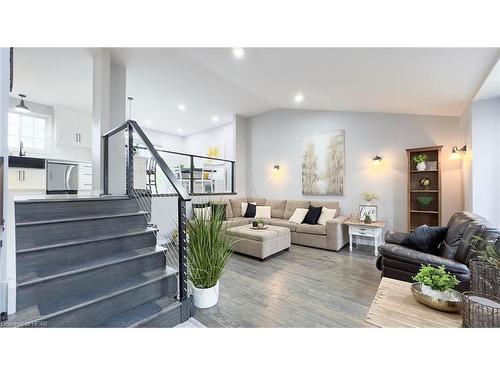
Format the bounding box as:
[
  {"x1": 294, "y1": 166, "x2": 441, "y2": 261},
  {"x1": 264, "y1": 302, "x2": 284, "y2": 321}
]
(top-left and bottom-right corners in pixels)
[
  {"x1": 462, "y1": 292, "x2": 500, "y2": 328},
  {"x1": 470, "y1": 260, "x2": 500, "y2": 298}
]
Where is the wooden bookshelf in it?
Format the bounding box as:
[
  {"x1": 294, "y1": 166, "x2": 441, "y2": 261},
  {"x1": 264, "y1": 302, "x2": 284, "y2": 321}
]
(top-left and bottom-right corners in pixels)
[{"x1": 406, "y1": 146, "x2": 442, "y2": 231}]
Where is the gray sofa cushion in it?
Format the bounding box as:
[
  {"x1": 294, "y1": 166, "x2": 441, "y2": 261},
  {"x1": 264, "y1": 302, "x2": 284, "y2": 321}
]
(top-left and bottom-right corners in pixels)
[
  {"x1": 265, "y1": 199, "x2": 287, "y2": 219},
  {"x1": 296, "y1": 223, "x2": 327, "y2": 235},
  {"x1": 270, "y1": 218, "x2": 298, "y2": 232},
  {"x1": 310, "y1": 200, "x2": 340, "y2": 217},
  {"x1": 228, "y1": 198, "x2": 247, "y2": 217},
  {"x1": 283, "y1": 200, "x2": 310, "y2": 220},
  {"x1": 247, "y1": 197, "x2": 266, "y2": 205}
]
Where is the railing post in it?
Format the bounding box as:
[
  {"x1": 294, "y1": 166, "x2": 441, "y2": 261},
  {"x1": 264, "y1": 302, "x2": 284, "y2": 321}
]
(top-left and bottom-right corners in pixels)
[
  {"x1": 178, "y1": 198, "x2": 188, "y2": 301},
  {"x1": 126, "y1": 123, "x2": 134, "y2": 196},
  {"x1": 189, "y1": 155, "x2": 194, "y2": 194},
  {"x1": 231, "y1": 161, "x2": 235, "y2": 194},
  {"x1": 103, "y1": 135, "x2": 109, "y2": 195}
]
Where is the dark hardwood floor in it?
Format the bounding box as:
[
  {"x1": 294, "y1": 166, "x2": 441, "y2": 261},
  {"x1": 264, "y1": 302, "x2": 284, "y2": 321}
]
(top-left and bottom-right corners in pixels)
[{"x1": 194, "y1": 244, "x2": 381, "y2": 327}]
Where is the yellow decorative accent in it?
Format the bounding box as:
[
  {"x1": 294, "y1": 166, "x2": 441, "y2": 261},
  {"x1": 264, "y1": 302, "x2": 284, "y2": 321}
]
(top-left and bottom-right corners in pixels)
[{"x1": 207, "y1": 146, "x2": 221, "y2": 158}]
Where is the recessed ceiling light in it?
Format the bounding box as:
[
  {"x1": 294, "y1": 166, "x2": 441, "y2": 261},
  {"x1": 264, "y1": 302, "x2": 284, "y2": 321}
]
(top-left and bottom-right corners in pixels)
[
  {"x1": 294, "y1": 93, "x2": 304, "y2": 103},
  {"x1": 178, "y1": 104, "x2": 186, "y2": 111},
  {"x1": 177, "y1": 128, "x2": 183, "y2": 133},
  {"x1": 212, "y1": 116, "x2": 219, "y2": 122},
  {"x1": 232, "y1": 48, "x2": 245, "y2": 59}
]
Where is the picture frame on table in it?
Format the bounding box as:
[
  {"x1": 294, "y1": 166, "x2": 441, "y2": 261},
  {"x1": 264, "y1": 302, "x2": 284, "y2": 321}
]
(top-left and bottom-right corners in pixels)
[{"x1": 358, "y1": 205, "x2": 377, "y2": 222}]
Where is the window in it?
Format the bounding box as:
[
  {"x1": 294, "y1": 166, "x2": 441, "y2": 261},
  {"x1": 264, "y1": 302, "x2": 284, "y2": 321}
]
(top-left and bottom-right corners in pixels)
[{"x1": 8, "y1": 112, "x2": 47, "y2": 152}]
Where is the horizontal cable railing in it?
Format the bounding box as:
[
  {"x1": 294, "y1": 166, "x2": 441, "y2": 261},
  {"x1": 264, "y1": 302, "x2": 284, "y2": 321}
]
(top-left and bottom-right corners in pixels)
[
  {"x1": 135, "y1": 146, "x2": 236, "y2": 196},
  {"x1": 102, "y1": 120, "x2": 189, "y2": 301}
]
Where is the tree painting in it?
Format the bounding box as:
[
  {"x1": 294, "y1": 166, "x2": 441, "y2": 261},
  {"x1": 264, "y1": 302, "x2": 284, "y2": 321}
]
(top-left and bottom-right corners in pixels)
[{"x1": 302, "y1": 130, "x2": 344, "y2": 196}]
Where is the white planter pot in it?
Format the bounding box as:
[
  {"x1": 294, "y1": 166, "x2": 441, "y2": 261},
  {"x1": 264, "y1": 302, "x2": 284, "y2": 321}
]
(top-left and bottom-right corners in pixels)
[
  {"x1": 421, "y1": 284, "x2": 456, "y2": 300},
  {"x1": 416, "y1": 161, "x2": 427, "y2": 171},
  {"x1": 192, "y1": 281, "x2": 219, "y2": 309}
]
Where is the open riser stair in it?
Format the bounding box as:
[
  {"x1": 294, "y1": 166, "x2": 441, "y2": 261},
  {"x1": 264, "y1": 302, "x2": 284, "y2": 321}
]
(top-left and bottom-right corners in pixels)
[{"x1": 7, "y1": 196, "x2": 191, "y2": 328}]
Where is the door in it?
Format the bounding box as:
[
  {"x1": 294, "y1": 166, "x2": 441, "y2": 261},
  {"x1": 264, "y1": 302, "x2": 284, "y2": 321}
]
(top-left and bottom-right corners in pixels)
[{"x1": 8, "y1": 168, "x2": 23, "y2": 190}]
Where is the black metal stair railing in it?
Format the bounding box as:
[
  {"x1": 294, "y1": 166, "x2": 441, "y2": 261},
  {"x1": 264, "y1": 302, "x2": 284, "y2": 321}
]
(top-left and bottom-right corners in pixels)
[{"x1": 102, "y1": 120, "x2": 190, "y2": 301}]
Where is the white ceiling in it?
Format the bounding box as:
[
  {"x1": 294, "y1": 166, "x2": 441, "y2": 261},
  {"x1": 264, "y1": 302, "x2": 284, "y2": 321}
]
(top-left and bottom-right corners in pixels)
[
  {"x1": 11, "y1": 47, "x2": 500, "y2": 135},
  {"x1": 12, "y1": 48, "x2": 93, "y2": 112}
]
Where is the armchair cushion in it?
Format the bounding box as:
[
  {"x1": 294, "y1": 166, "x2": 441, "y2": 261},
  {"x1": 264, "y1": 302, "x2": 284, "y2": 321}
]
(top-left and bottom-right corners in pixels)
[
  {"x1": 379, "y1": 243, "x2": 470, "y2": 275},
  {"x1": 400, "y1": 225, "x2": 448, "y2": 254},
  {"x1": 384, "y1": 231, "x2": 407, "y2": 245}
]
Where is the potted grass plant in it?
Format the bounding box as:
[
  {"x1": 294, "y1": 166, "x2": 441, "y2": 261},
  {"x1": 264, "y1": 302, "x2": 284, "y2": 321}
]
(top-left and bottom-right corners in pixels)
[{"x1": 187, "y1": 207, "x2": 234, "y2": 308}]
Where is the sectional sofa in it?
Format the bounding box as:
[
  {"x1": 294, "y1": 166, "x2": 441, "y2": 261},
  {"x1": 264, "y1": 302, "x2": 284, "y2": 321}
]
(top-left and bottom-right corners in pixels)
[{"x1": 221, "y1": 197, "x2": 348, "y2": 251}]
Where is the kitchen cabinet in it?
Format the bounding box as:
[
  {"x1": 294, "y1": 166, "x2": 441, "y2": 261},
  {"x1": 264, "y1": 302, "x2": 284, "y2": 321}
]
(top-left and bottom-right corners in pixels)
[
  {"x1": 8, "y1": 167, "x2": 46, "y2": 191},
  {"x1": 78, "y1": 162, "x2": 93, "y2": 192},
  {"x1": 55, "y1": 107, "x2": 92, "y2": 148}
]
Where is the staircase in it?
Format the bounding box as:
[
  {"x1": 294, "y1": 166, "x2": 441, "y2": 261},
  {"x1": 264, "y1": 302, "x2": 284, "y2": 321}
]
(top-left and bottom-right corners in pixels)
[{"x1": 7, "y1": 195, "x2": 190, "y2": 328}]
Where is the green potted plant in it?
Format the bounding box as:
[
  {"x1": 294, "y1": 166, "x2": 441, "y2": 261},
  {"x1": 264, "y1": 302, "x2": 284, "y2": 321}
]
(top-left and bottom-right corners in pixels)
[
  {"x1": 413, "y1": 265, "x2": 460, "y2": 300},
  {"x1": 187, "y1": 208, "x2": 234, "y2": 308},
  {"x1": 469, "y1": 236, "x2": 500, "y2": 297},
  {"x1": 413, "y1": 154, "x2": 428, "y2": 171},
  {"x1": 363, "y1": 213, "x2": 372, "y2": 224}
]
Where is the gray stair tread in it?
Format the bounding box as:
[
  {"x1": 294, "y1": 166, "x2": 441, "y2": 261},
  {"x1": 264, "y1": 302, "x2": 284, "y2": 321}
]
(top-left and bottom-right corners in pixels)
[
  {"x1": 15, "y1": 195, "x2": 131, "y2": 204},
  {"x1": 17, "y1": 211, "x2": 148, "y2": 227},
  {"x1": 96, "y1": 296, "x2": 180, "y2": 328},
  {"x1": 16, "y1": 227, "x2": 158, "y2": 254},
  {"x1": 17, "y1": 246, "x2": 157, "y2": 284},
  {"x1": 8, "y1": 267, "x2": 178, "y2": 326}
]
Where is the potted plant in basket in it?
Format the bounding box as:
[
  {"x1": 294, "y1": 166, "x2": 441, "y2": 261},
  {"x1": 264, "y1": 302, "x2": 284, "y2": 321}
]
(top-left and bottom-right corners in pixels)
[
  {"x1": 413, "y1": 265, "x2": 460, "y2": 300},
  {"x1": 413, "y1": 154, "x2": 428, "y2": 171},
  {"x1": 187, "y1": 208, "x2": 234, "y2": 309},
  {"x1": 469, "y1": 236, "x2": 500, "y2": 297}
]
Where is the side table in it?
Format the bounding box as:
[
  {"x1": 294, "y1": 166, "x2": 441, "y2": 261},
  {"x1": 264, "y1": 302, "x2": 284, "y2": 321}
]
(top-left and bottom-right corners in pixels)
[{"x1": 344, "y1": 220, "x2": 386, "y2": 256}]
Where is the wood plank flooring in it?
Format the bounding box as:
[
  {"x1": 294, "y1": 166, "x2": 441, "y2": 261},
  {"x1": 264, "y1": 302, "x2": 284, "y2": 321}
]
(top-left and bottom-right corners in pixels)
[{"x1": 195, "y1": 244, "x2": 381, "y2": 327}]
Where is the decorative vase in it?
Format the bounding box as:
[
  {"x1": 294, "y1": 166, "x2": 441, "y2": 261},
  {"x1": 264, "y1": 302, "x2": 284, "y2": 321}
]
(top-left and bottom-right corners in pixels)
[
  {"x1": 192, "y1": 281, "x2": 219, "y2": 309},
  {"x1": 416, "y1": 161, "x2": 427, "y2": 171}
]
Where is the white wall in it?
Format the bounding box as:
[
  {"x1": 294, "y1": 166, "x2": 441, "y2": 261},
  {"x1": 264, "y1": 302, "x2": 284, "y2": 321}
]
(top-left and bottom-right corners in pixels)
[
  {"x1": 246, "y1": 109, "x2": 465, "y2": 232},
  {"x1": 458, "y1": 105, "x2": 473, "y2": 212},
  {"x1": 183, "y1": 122, "x2": 234, "y2": 160},
  {"x1": 471, "y1": 97, "x2": 500, "y2": 226}
]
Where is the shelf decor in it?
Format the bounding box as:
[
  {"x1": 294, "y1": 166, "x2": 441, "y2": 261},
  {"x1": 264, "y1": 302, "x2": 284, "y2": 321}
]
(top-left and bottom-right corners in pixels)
[{"x1": 406, "y1": 146, "x2": 442, "y2": 231}]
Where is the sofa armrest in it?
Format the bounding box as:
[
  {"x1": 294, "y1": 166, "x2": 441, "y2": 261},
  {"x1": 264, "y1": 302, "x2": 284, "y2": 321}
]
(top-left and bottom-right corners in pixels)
[
  {"x1": 384, "y1": 231, "x2": 408, "y2": 245},
  {"x1": 325, "y1": 216, "x2": 348, "y2": 251},
  {"x1": 378, "y1": 243, "x2": 470, "y2": 275}
]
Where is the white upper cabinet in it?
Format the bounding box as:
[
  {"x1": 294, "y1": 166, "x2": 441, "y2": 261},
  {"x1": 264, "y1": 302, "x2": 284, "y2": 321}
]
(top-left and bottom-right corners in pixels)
[{"x1": 55, "y1": 107, "x2": 92, "y2": 148}]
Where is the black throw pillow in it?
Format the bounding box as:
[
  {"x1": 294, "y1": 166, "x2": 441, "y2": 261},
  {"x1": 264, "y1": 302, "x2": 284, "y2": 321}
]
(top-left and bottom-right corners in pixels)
[
  {"x1": 244, "y1": 203, "x2": 256, "y2": 218},
  {"x1": 401, "y1": 225, "x2": 448, "y2": 254},
  {"x1": 211, "y1": 203, "x2": 227, "y2": 221},
  {"x1": 303, "y1": 205, "x2": 323, "y2": 225}
]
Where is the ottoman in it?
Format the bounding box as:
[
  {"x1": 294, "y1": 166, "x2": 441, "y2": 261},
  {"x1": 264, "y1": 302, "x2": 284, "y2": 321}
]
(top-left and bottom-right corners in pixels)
[{"x1": 226, "y1": 225, "x2": 291, "y2": 260}]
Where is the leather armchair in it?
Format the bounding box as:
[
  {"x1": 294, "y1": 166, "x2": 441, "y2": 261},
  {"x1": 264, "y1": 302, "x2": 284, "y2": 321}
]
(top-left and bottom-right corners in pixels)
[{"x1": 376, "y1": 212, "x2": 500, "y2": 292}]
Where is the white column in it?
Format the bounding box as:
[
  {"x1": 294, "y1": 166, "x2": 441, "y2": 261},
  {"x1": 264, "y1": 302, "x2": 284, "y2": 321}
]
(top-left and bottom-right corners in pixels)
[
  {"x1": 91, "y1": 49, "x2": 127, "y2": 195},
  {"x1": 0, "y1": 48, "x2": 13, "y2": 313},
  {"x1": 233, "y1": 115, "x2": 247, "y2": 197}
]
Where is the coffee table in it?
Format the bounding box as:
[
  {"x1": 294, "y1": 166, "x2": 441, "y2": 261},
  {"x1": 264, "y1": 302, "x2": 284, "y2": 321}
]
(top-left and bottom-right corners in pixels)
[
  {"x1": 366, "y1": 277, "x2": 462, "y2": 328},
  {"x1": 226, "y1": 225, "x2": 291, "y2": 260}
]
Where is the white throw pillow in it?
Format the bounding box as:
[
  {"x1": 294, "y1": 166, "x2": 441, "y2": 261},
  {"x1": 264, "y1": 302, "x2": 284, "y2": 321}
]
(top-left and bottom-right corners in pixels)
[
  {"x1": 193, "y1": 206, "x2": 212, "y2": 220},
  {"x1": 255, "y1": 205, "x2": 271, "y2": 219},
  {"x1": 241, "y1": 201, "x2": 256, "y2": 217},
  {"x1": 317, "y1": 207, "x2": 337, "y2": 226},
  {"x1": 288, "y1": 208, "x2": 309, "y2": 224}
]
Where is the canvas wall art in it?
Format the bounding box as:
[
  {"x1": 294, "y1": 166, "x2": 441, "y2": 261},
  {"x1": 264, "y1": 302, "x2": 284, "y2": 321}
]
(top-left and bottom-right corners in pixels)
[{"x1": 302, "y1": 129, "x2": 345, "y2": 196}]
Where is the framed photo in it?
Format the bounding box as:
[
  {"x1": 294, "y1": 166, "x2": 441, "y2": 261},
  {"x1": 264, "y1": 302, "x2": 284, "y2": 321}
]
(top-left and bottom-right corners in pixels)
[{"x1": 358, "y1": 205, "x2": 377, "y2": 222}]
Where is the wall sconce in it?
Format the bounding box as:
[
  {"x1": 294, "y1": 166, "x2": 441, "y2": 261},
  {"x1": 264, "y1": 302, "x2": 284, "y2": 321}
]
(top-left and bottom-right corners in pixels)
[
  {"x1": 372, "y1": 155, "x2": 383, "y2": 166},
  {"x1": 451, "y1": 145, "x2": 467, "y2": 160},
  {"x1": 273, "y1": 165, "x2": 280, "y2": 171}
]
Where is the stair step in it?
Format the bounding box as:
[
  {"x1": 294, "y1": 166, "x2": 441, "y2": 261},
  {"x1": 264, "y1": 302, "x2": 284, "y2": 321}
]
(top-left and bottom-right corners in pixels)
[
  {"x1": 16, "y1": 228, "x2": 158, "y2": 283},
  {"x1": 9, "y1": 269, "x2": 178, "y2": 327},
  {"x1": 96, "y1": 296, "x2": 181, "y2": 328},
  {"x1": 16, "y1": 212, "x2": 149, "y2": 250},
  {"x1": 14, "y1": 196, "x2": 139, "y2": 223},
  {"x1": 17, "y1": 250, "x2": 168, "y2": 312}
]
